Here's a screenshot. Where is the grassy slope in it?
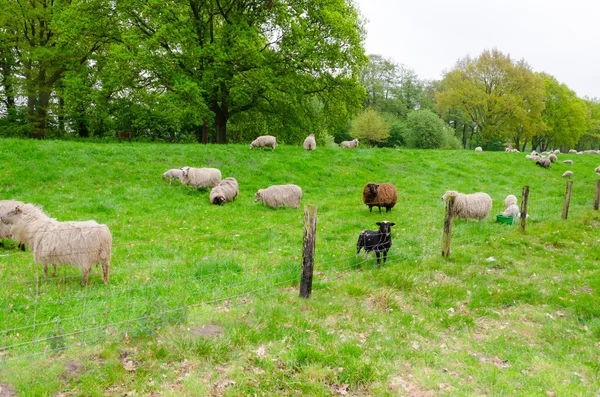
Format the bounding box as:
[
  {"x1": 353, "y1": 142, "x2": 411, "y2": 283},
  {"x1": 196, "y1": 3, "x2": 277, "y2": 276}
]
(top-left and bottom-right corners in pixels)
[{"x1": 1, "y1": 138, "x2": 600, "y2": 395}]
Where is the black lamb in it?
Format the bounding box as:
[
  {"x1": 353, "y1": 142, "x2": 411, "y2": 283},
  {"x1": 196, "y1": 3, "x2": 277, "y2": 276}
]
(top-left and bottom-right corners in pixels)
[{"x1": 356, "y1": 221, "x2": 396, "y2": 267}]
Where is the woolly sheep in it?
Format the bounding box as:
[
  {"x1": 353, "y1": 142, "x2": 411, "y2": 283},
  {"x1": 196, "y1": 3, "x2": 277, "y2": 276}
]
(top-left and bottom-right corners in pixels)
[
  {"x1": 1, "y1": 204, "x2": 112, "y2": 285},
  {"x1": 254, "y1": 184, "x2": 302, "y2": 209},
  {"x1": 303, "y1": 134, "x2": 316, "y2": 150},
  {"x1": 511, "y1": 149, "x2": 519, "y2": 153},
  {"x1": 475, "y1": 147, "x2": 483, "y2": 152},
  {"x1": 162, "y1": 169, "x2": 183, "y2": 185},
  {"x1": 210, "y1": 177, "x2": 239, "y2": 205},
  {"x1": 340, "y1": 139, "x2": 359, "y2": 148},
  {"x1": 250, "y1": 135, "x2": 277, "y2": 152},
  {"x1": 505, "y1": 195, "x2": 517, "y2": 208},
  {"x1": 180, "y1": 167, "x2": 222, "y2": 188},
  {"x1": 563, "y1": 160, "x2": 573, "y2": 165},
  {"x1": 548, "y1": 153, "x2": 557, "y2": 163},
  {"x1": 362, "y1": 183, "x2": 398, "y2": 213},
  {"x1": 596, "y1": 166, "x2": 600, "y2": 175},
  {"x1": 0, "y1": 200, "x2": 25, "y2": 248},
  {"x1": 535, "y1": 158, "x2": 551, "y2": 168},
  {"x1": 554, "y1": 149, "x2": 561, "y2": 154},
  {"x1": 569, "y1": 149, "x2": 577, "y2": 154},
  {"x1": 503, "y1": 204, "x2": 520, "y2": 217},
  {"x1": 562, "y1": 171, "x2": 573, "y2": 178},
  {"x1": 441, "y1": 191, "x2": 492, "y2": 221}
]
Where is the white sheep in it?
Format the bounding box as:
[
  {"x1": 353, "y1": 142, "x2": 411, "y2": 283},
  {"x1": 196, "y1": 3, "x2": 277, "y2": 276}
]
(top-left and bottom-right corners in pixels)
[
  {"x1": 474, "y1": 147, "x2": 483, "y2": 152},
  {"x1": 595, "y1": 166, "x2": 600, "y2": 175},
  {"x1": 303, "y1": 134, "x2": 316, "y2": 150},
  {"x1": 340, "y1": 139, "x2": 359, "y2": 148},
  {"x1": 180, "y1": 167, "x2": 222, "y2": 188},
  {"x1": 210, "y1": 177, "x2": 239, "y2": 205},
  {"x1": 569, "y1": 149, "x2": 577, "y2": 154},
  {"x1": 250, "y1": 135, "x2": 278, "y2": 151},
  {"x1": 563, "y1": 160, "x2": 573, "y2": 165},
  {"x1": 548, "y1": 153, "x2": 557, "y2": 163},
  {"x1": 162, "y1": 169, "x2": 183, "y2": 185},
  {"x1": 0, "y1": 200, "x2": 25, "y2": 246},
  {"x1": 441, "y1": 190, "x2": 492, "y2": 221},
  {"x1": 1, "y1": 204, "x2": 112, "y2": 285},
  {"x1": 254, "y1": 184, "x2": 302, "y2": 209},
  {"x1": 503, "y1": 204, "x2": 520, "y2": 217},
  {"x1": 505, "y1": 195, "x2": 517, "y2": 207},
  {"x1": 562, "y1": 171, "x2": 573, "y2": 178},
  {"x1": 554, "y1": 149, "x2": 561, "y2": 154}
]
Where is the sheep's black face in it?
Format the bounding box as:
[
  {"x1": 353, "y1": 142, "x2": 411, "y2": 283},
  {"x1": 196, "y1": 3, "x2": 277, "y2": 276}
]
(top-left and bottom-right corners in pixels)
[
  {"x1": 368, "y1": 184, "x2": 378, "y2": 196},
  {"x1": 376, "y1": 221, "x2": 395, "y2": 235},
  {"x1": 213, "y1": 196, "x2": 225, "y2": 206}
]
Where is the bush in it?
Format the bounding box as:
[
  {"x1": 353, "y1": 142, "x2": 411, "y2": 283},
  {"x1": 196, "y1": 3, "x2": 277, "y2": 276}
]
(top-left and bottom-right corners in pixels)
[
  {"x1": 350, "y1": 108, "x2": 390, "y2": 145},
  {"x1": 404, "y1": 109, "x2": 448, "y2": 149},
  {"x1": 441, "y1": 127, "x2": 463, "y2": 150}
]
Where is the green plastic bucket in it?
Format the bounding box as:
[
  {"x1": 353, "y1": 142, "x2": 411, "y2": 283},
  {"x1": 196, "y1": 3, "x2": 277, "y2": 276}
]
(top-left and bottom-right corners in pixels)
[{"x1": 496, "y1": 214, "x2": 514, "y2": 225}]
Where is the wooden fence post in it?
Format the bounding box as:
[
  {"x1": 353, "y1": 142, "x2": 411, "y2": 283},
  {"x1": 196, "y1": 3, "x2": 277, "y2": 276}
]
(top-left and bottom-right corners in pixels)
[
  {"x1": 300, "y1": 205, "x2": 317, "y2": 298},
  {"x1": 441, "y1": 195, "x2": 455, "y2": 257},
  {"x1": 562, "y1": 180, "x2": 573, "y2": 220},
  {"x1": 520, "y1": 186, "x2": 530, "y2": 233},
  {"x1": 594, "y1": 180, "x2": 600, "y2": 211}
]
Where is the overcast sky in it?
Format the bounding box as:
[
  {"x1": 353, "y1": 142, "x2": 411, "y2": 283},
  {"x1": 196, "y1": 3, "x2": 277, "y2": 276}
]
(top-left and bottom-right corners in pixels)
[{"x1": 355, "y1": 0, "x2": 599, "y2": 99}]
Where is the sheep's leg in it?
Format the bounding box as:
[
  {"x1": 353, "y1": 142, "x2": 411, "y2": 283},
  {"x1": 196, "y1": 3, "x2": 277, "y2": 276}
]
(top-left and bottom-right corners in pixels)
[
  {"x1": 80, "y1": 268, "x2": 91, "y2": 286},
  {"x1": 369, "y1": 205, "x2": 373, "y2": 212},
  {"x1": 383, "y1": 251, "x2": 388, "y2": 265},
  {"x1": 43, "y1": 264, "x2": 49, "y2": 278},
  {"x1": 102, "y1": 261, "x2": 109, "y2": 284},
  {"x1": 375, "y1": 252, "x2": 381, "y2": 267},
  {"x1": 378, "y1": 206, "x2": 382, "y2": 213},
  {"x1": 19, "y1": 243, "x2": 25, "y2": 251},
  {"x1": 169, "y1": 178, "x2": 172, "y2": 186},
  {"x1": 52, "y1": 264, "x2": 57, "y2": 277}
]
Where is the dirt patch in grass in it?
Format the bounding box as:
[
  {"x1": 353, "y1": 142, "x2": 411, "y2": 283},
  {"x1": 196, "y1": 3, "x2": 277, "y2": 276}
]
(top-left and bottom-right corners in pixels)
[
  {"x1": 191, "y1": 325, "x2": 224, "y2": 338},
  {"x1": 0, "y1": 383, "x2": 16, "y2": 397},
  {"x1": 388, "y1": 375, "x2": 434, "y2": 396},
  {"x1": 61, "y1": 361, "x2": 85, "y2": 380}
]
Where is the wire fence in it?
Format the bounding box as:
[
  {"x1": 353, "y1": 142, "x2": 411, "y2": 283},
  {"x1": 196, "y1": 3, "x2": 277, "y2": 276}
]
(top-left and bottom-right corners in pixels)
[{"x1": 1, "y1": 182, "x2": 599, "y2": 363}]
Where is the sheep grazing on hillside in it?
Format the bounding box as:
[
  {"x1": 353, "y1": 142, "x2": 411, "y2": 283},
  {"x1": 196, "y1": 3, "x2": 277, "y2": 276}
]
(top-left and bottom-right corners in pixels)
[
  {"x1": 303, "y1": 134, "x2": 316, "y2": 150},
  {"x1": 1, "y1": 204, "x2": 112, "y2": 286},
  {"x1": 562, "y1": 171, "x2": 574, "y2": 179},
  {"x1": 0, "y1": 200, "x2": 25, "y2": 250},
  {"x1": 563, "y1": 160, "x2": 573, "y2": 165},
  {"x1": 250, "y1": 135, "x2": 278, "y2": 152},
  {"x1": 554, "y1": 149, "x2": 561, "y2": 154},
  {"x1": 503, "y1": 204, "x2": 520, "y2": 217},
  {"x1": 162, "y1": 169, "x2": 183, "y2": 185},
  {"x1": 548, "y1": 153, "x2": 558, "y2": 163},
  {"x1": 474, "y1": 147, "x2": 483, "y2": 152},
  {"x1": 441, "y1": 191, "x2": 492, "y2": 221},
  {"x1": 511, "y1": 149, "x2": 519, "y2": 153},
  {"x1": 362, "y1": 183, "x2": 398, "y2": 213},
  {"x1": 356, "y1": 221, "x2": 395, "y2": 267},
  {"x1": 535, "y1": 158, "x2": 551, "y2": 168},
  {"x1": 254, "y1": 184, "x2": 302, "y2": 209},
  {"x1": 210, "y1": 177, "x2": 239, "y2": 205},
  {"x1": 180, "y1": 167, "x2": 222, "y2": 188},
  {"x1": 569, "y1": 149, "x2": 577, "y2": 154},
  {"x1": 340, "y1": 139, "x2": 359, "y2": 148}
]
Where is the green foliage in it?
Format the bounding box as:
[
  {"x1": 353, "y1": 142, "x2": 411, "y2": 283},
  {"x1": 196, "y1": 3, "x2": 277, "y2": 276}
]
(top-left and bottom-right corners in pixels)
[
  {"x1": 404, "y1": 109, "x2": 449, "y2": 149},
  {"x1": 350, "y1": 108, "x2": 390, "y2": 145},
  {"x1": 378, "y1": 112, "x2": 407, "y2": 147}
]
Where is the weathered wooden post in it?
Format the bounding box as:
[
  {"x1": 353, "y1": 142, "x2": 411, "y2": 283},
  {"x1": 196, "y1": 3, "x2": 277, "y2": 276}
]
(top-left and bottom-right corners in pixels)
[
  {"x1": 520, "y1": 186, "x2": 530, "y2": 233},
  {"x1": 441, "y1": 195, "x2": 455, "y2": 257},
  {"x1": 300, "y1": 205, "x2": 317, "y2": 298},
  {"x1": 594, "y1": 180, "x2": 600, "y2": 210},
  {"x1": 562, "y1": 180, "x2": 573, "y2": 219}
]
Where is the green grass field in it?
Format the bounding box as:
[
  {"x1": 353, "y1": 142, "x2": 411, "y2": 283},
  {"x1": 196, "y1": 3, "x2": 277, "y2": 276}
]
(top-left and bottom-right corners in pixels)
[{"x1": 1, "y1": 138, "x2": 600, "y2": 396}]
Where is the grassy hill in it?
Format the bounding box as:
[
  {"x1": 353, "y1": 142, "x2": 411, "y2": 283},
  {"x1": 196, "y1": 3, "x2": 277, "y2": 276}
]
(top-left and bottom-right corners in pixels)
[{"x1": 1, "y1": 138, "x2": 600, "y2": 395}]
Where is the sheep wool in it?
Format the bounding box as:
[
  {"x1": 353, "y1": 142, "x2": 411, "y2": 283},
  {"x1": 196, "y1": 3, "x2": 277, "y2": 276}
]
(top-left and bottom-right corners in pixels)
[
  {"x1": 548, "y1": 153, "x2": 557, "y2": 163},
  {"x1": 503, "y1": 204, "x2": 519, "y2": 217},
  {"x1": 162, "y1": 169, "x2": 183, "y2": 185},
  {"x1": 362, "y1": 183, "x2": 398, "y2": 213},
  {"x1": 180, "y1": 167, "x2": 222, "y2": 188},
  {"x1": 562, "y1": 171, "x2": 573, "y2": 178},
  {"x1": 569, "y1": 149, "x2": 577, "y2": 154},
  {"x1": 475, "y1": 147, "x2": 483, "y2": 152},
  {"x1": 441, "y1": 190, "x2": 493, "y2": 221},
  {"x1": 563, "y1": 160, "x2": 573, "y2": 165},
  {"x1": 504, "y1": 195, "x2": 517, "y2": 208},
  {"x1": 210, "y1": 177, "x2": 239, "y2": 205},
  {"x1": 303, "y1": 134, "x2": 317, "y2": 150},
  {"x1": 0, "y1": 200, "x2": 25, "y2": 240},
  {"x1": 250, "y1": 135, "x2": 278, "y2": 151},
  {"x1": 596, "y1": 166, "x2": 600, "y2": 175},
  {"x1": 1, "y1": 204, "x2": 112, "y2": 285},
  {"x1": 254, "y1": 184, "x2": 302, "y2": 209},
  {"x1": 340, "y1": 139, "x2": 359, "y2": 148}
]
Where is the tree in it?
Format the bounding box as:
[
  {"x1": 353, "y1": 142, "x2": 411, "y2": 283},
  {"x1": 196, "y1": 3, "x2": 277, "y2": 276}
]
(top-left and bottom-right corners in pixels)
[
  {"x1": 436, "y1": 49, "x2": 545, "y2": 148},
  {"x1": 351, "y1": 108, "x2": 390, "y2": 145},
  {"x1": 404, "y1": 109, "x2": 448, "y2": 149}
]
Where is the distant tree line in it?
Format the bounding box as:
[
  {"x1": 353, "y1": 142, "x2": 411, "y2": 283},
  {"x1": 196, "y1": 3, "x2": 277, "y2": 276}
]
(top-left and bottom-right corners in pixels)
[{"x1": 0, "y1": 0, "x2": 598, "y2": 150}]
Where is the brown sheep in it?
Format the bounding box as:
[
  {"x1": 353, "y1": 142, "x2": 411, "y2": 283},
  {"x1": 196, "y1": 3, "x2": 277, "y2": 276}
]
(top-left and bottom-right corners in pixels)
[{"x1": 362, "y1": 183, "x2": 398, "y2": 213}]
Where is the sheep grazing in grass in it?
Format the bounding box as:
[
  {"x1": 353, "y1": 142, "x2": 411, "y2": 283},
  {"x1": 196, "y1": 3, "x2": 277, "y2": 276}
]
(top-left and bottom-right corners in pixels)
[
  {"x1": 254, "y1": 184, "x2": 302, "y2": 209},
  {"x1": 569, "y1": 149, "x2": 577, "y2": 154},
  {"x1": 535, "y1": 158, "x2": 551, "y2": 168},
  {"x1": 563, "y1": 160, "x2": 573, "y2": 165},
  {"x1": 1, "y1": 204, "x2": 112, "y2": 286},
  {"x1": 362, "y1": 183, "x2": 398, "y2": 213},
  {"x1": 210, "y1": 177, "x2": 239, "y2": 205},
  {"x1": 180, "y1": 167, "x2": 222, "y2": 188},
  {"x1": 503, "y1": 204, "x2": 520, "y2": 217},
  {"x1": 340, "y1": 139, "x2": 359, "y2": 148},
  {"x1": 554, "y1": 149, "x2": 561, "y2": 154},
  {"x1": 511, "y1": 149, "x2": 519, "y2": 153},
  {"x1": 0, "y1": 200, "x2": 25, "y2": 250},
  {"x1": 356, "y1": 221, "x2": 395, "y2": 267},
  {"x1": 505, "y1": 195, "x2": 517, "y2": 207},
  {"x1": 303, "y1": 134, "x2": 316, "y2": 150},
  {"x1": 596, "y1": 166, "x2": 600, "y2": 175},
  {"x1": 548, "y1": 153, "x2": 558, "y2": 163},
  {"x1": 250, "y1": 135, "x2": 278, "y2": 152},
  {"x1": 441, "y1": 191, "x2": 492, "y2": 221},
  {"x1": 562, "y1": 171, "x2": 574, "y2": 178},
  {"x1": 162, "y1": 169, "x2": 183, "y2": 185},
  {"x1": 474, "y1": 147, "x2": 483, "y2": 152}
]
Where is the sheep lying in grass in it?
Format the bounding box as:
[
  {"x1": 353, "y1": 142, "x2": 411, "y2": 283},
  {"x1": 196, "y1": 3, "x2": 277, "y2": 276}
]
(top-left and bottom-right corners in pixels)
[
  {"x1": 475, "y1": 147, "x2": 482, "y2": 152},
  {"x1": 162, "y1": 169, "x2": 183, "y2": 185},
  {"x1": 250, "y1": 135, "x2": 278, "y2": 151},
  {"x1": 303, "y1": 134, "x2": 316, "y2": 150},
  {"x1": 180, "y1": 167, "x2": 222, "y2": 188},
  {"x1": 0, "y1": 200, "x2": 25, "y2": 250},
  {"x1": 254, "y1": 184, "x2": 302, "y2": 209},
  {"x1": 441, "y1": 191, "x2": 492, "y2": 221},
  {"x1": 1, "y1": 204, "x2": 112, "y2": 286},
  {"x1": 362, "y1": 183, "x2": 398, "y2": 213},
  {"x1": 210, "y1": 177, "x2": 239, "y2": 205},
  {"x1": 341, "y1": 139, "x2": 359, "y2": 148},
  {"x1": 356, "y1": 221, "x2": 395, "y2": 267}
]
